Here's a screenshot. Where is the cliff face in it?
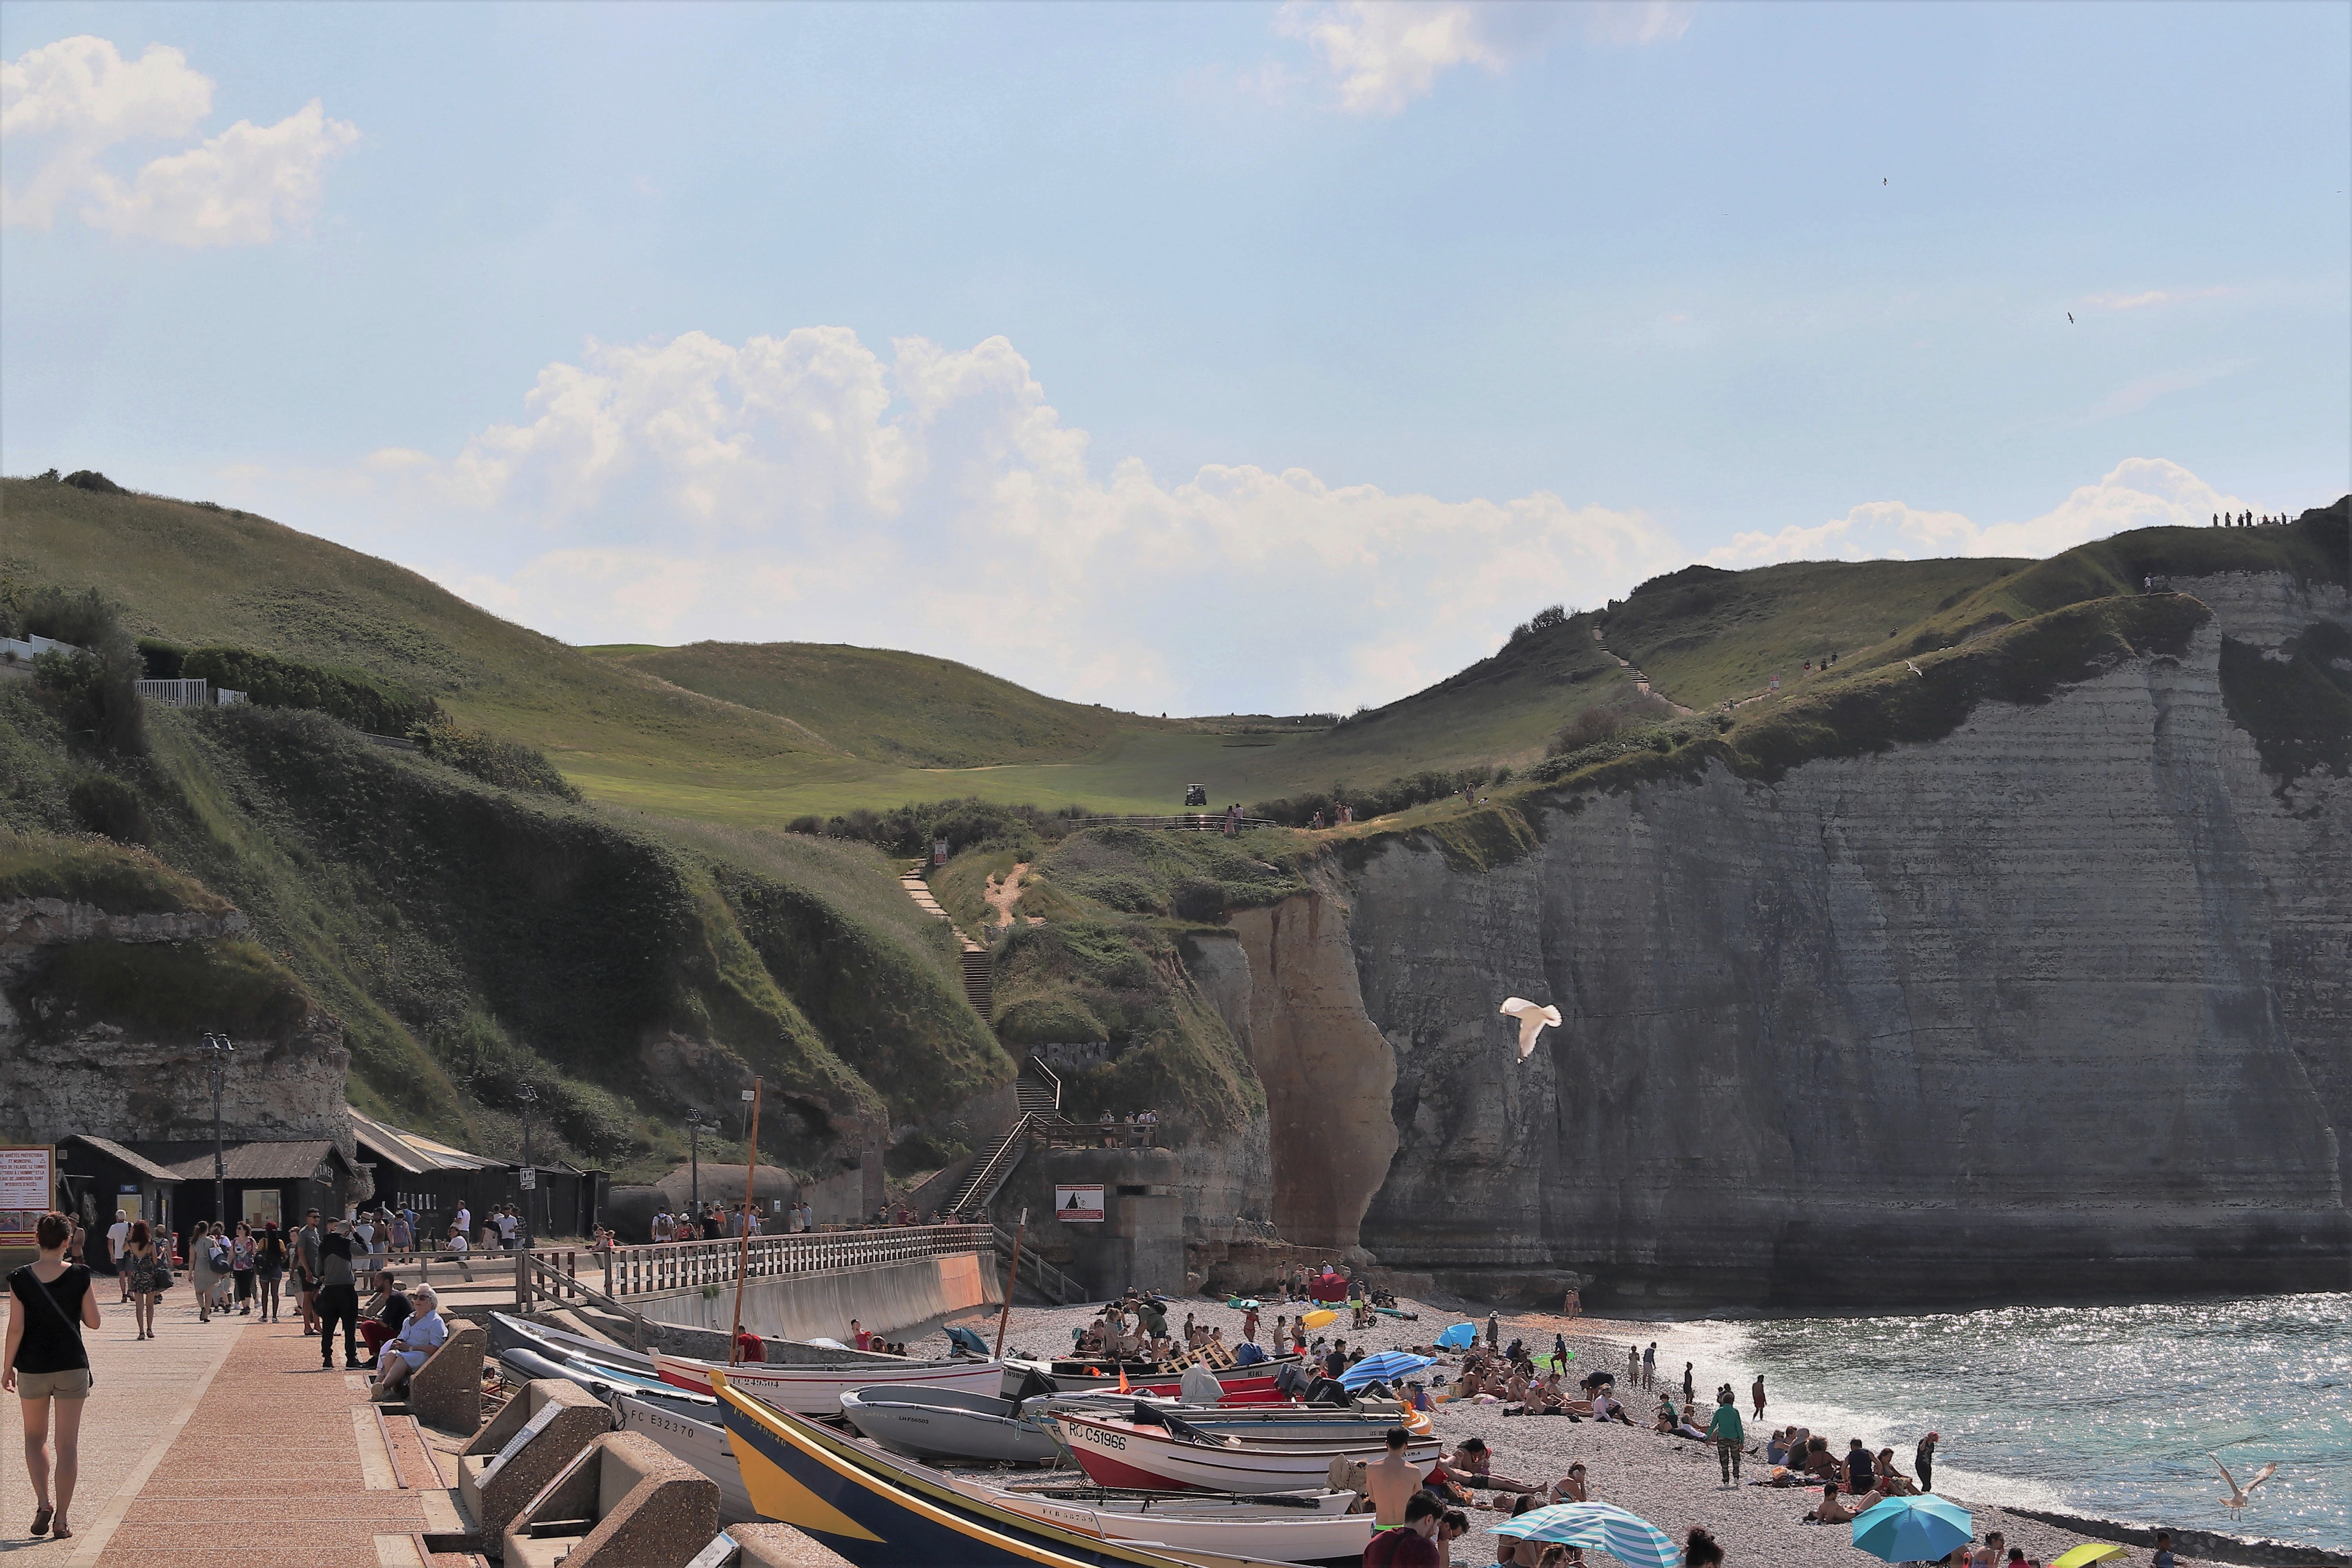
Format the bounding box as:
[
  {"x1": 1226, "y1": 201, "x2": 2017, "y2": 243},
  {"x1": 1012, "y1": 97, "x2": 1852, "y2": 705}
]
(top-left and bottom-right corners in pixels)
[
  {"x1": 1228, "y1": 578, "x2": 2351, "y2": 1307},
  {"x1": 1, "y1": 895, "x2": 356, "y2": 1156}
]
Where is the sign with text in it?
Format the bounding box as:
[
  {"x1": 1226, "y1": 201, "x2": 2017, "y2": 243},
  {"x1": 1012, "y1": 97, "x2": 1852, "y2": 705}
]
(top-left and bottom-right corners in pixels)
[
  {"x1": 0, "y1": 1146, "x2": 57, "y2": 1249},
  {"x1": 1054, "y1": 1183, "x2": 1104, "y2": 1222}
]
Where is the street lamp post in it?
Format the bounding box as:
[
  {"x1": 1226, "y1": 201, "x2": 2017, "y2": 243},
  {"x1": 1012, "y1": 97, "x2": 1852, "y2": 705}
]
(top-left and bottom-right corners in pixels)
[
  {"x1": 516, "y1": 1084, "x2": 538, "y2": 1252},
  {"x1": 687, "y1": 1114, "x2": 717, "y2": 1217},
  {"x1": 202, "y1": 1033, "x2": 234, "y2": 1230}
]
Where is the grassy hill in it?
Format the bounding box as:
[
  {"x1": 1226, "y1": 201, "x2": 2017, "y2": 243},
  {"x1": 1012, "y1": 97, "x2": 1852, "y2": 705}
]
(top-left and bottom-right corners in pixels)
[{"x1": 589, "y1": 641, "x2": 1187, "y2": 769}]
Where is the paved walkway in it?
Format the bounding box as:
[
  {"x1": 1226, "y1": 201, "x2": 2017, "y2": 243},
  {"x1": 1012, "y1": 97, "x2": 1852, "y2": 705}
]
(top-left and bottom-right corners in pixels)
[{"x1": 2, "y1": 1286, "x2": 437, "y2": 1564}]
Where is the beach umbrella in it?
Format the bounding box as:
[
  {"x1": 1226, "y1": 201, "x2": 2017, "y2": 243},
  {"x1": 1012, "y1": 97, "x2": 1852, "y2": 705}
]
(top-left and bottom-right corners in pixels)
[
  {"x1": 1435, "y1": 1322, "x2": 1477, "y2": 1350},
  {"x1": 1340, "y1": 1351, "x2": 1434, "y2": 1389},
  {"x1": 2049, "y1": 1548, "x2": 2128, "y2": 1568},
  {"x1": 1850, "y1": 1495, "x2": 1974, "y2": 1563},
  {"x1": 1491, "y1": 1503, "x2": 1679, "y2": 1568},
  {"x1": 943, "y1": 1325, "x2": 991, "y2": 1357}
]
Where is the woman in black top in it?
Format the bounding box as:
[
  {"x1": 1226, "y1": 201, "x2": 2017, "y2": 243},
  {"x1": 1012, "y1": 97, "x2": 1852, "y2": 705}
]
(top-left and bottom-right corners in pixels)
[
  {"x1": 5, "y1": 1212, "x2": 100, "y2": 1540},
  {"x1": 254, "y1": 1222, "x2": 288, "y2": 1323}
]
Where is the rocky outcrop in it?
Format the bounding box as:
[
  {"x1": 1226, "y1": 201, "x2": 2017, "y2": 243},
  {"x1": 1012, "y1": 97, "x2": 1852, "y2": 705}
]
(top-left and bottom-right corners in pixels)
[
  {"x1": 1207, "y1": 583, "x2": 2350, "y2": 1307},
  {"x1": 0, "y1": 896, "x2": 354, "y2": 1155}
]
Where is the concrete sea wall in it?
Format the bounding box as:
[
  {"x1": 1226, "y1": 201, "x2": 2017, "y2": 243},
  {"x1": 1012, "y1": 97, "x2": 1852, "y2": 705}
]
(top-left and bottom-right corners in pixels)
[{"x1": 631, "y1": 1249, "x2": 1001, "y2": 1341}]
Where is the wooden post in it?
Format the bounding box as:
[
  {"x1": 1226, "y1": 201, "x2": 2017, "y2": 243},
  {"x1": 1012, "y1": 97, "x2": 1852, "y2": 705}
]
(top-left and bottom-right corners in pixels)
[
  {"x1": 993, "y1": 1207, "x2": 1027, "y2": 1360},
  {"x1": 729, "y1": 1079, "x2": 763, "y2": 1365}
]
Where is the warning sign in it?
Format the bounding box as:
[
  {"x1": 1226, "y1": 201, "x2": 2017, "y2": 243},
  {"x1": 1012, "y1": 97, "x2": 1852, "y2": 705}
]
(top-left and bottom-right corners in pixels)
[{"x1": 1054, "y1": 1183, "x2": 1104, "y2": 1222}]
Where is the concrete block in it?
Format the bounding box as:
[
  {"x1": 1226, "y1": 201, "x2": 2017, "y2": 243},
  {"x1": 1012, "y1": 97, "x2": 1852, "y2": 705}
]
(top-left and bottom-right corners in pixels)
[
  {"x1": 407, "y1": 1323, "x2": 488, "y2": 1433},
  {"x1": 458, "y1": 1379, "x2": 612, "y2": 1544},
  {"x1": 503, "y1": 1430, "x2": 720, "y2": 1568}
]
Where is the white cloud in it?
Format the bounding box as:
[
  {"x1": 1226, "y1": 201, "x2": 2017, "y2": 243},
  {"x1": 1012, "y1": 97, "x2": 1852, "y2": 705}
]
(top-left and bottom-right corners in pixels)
[
  {"x1": 254, "y1": 327, "x2": 1683, "y2": 715},
  {"x1": 2078, "y1": 286, "x2": 2233, "y2": 312},
  {"x1": 1702, "y1": 458, "x2": 2249, "y2": 568},
  {"x1": 1, "y1": 34, "x2": 355, "y2": 244},
  {"x1": 1273, "y1": 0, "x2": 1690, "y2": 116}
]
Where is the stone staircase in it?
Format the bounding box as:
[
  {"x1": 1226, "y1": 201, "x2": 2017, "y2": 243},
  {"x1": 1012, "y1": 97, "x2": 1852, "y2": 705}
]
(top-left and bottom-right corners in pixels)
[{"x1": 902, "y1": 860, "x2": 992, "y2": 1021}]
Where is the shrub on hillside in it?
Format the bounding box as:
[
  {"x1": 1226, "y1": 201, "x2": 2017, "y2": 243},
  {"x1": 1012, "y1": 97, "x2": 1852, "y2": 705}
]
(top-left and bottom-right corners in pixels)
[
  {"x1": 786, "y1": 798, "x2": 1088, "y2": 859},
  {"x1": 1547, "y1": 691, "x2": 1675, "y2": 756},
  {"x1": 407, "y1": 714, "x2": 581, "y2": 800},
  {"x1": 182, "y1": 645, "x2": 438, "y2": 736},
  {"x1": 23, "y1": 587, "x2": 143, "y2": 753},
  {"x1": 1250, "y1": 765, "x2": 1497, "y2": 828}
]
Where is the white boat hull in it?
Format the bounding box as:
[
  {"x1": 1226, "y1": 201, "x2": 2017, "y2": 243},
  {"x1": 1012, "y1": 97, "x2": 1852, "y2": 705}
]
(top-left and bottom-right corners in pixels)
[
  {"x1": 840, "y1": 1388, "x2": 1063, "y2": 1464},
  {"x1": 951, "y1": 1478, "x2": 1378, "y2": 1562},
  {"x1": 654, "y1": 1350, "x2": 1008, "y2": 1414},
  {"x1": 1048, "y1": 1412, "x2": 1439, "y2": 1494}
]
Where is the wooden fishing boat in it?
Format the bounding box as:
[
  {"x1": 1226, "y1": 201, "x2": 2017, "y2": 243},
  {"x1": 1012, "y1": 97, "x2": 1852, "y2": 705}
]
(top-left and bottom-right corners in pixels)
[
  {"x1": 1046, "y1": 1411, "x2": 1438, "y2": 1494},
  {"x1": 1005, "y1": 1355, "x2": 1299, "y2": 1401},
  {"x1": 841, "y1": 1386, "x2": 1067, "y2": 1464},
  {"x1": 656, "y1": 1347, "x2": 1009, "y2": 1412},
  {"x1": 947, "y1": 1476, "x2": 1377, "y2": 1562},
  {"x1": 613, "y1": 1389, "x2": 765, "y2": 1525},
  {"x1": 712, "y1": 1376, "x2": 1306, "y2": 1568}
]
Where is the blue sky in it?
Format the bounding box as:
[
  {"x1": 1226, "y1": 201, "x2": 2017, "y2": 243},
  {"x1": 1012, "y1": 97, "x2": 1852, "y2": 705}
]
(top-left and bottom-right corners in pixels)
[{"x1": 4, "y1": 1, "x2": 2346, "y2": 713}]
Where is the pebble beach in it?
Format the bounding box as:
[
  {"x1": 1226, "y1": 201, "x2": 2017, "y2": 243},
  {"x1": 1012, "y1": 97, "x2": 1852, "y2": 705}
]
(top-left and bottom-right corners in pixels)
[{"x1": 943, "y1": 1295, "x2": 2240, "y2": 1568}]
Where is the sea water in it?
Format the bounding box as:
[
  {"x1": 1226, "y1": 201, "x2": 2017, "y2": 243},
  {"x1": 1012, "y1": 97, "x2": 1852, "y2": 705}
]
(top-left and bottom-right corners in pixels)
[{"x1": 1662, "y1": 1294, "x2": 2348, "y2": 1554}]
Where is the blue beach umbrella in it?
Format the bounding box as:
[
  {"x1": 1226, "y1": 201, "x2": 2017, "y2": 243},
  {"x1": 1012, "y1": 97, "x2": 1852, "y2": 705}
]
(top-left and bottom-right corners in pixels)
[
  {"x1": 1851, "y1": 1495, "x2": 1974, "y2": 1563},
  {"x1": 1491, "y1": 1503, "x2": 1680, "y2": 1568},
  {"x1": 1435, "y1": 1322, "x2": 1478, "y2": 1350},
  {"x1": 1340, "y1": 1351, "x2": 1435, "y2": 1389}
]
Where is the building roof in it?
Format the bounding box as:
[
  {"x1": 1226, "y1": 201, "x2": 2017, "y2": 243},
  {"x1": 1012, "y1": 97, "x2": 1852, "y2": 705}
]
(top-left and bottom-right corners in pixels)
[
  {"x1": 64, "y1": 1135, "x2": 184, "y2": 1184},
  {"x1": 124, "y1": 1140, "x2": 348, "y2": 1183},
  {"x1": 347, "y1": 1109, "x2": 502, "y2": 1173}
]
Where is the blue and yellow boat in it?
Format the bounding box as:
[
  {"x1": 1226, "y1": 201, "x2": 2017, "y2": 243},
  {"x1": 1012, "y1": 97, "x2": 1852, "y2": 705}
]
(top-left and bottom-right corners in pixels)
[{"x1": 711, "y1": 1373, "x2": 1305, "y2": 1568}]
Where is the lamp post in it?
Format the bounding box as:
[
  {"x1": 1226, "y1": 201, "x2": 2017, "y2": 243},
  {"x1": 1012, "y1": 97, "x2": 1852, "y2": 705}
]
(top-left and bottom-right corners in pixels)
[
  {"x1": 687, "y1": 1114, "x2": 718, "y2": 1217},
  {"x1": 201, "y1": 1033, "x2": 234, "y2": 1230},
  {"x1": 516, "y1": 1084, "x2": 537, "y2": 1252}
]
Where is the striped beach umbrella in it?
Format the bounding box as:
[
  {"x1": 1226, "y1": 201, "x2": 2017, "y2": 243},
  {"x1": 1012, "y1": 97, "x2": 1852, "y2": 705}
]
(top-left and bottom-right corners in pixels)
[
  {"x1": 1490, "y1": 1503, "x2": 1680, "y2": 1568},
  {"x1": 1851, "y1": 1494, "x2": 1974, "y2": 1563},
  {"x1": 1340, "y1": 1351, "x2": 1434, "y2": 1389}
]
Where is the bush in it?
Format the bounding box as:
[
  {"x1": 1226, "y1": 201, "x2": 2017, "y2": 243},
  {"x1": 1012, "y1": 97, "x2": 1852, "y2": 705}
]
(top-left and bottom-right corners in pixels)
[
  {"x1": 68, "y1": 773, "x2": 152, "y2": 843},
  {"x1": 137, "y1": 639, "x2": 187, "y2": 679},
  {"x1": 408, "y1": 715, "x2": 581, "y2": 800},
  {"x1": 23, "y1": 587, "x2": 143, "y2": 753},
  {"x1": 62, "y1": 470, "x2": 126, "y2": 494},
  {"x1": 794, "y1": 797, "x2": 1088, "y2": 860},
  {"x1": 1548, "y1": 692, "x2": 1675, "y2": 757},
  {"x1": 181, "y1": 645, "x2": 438, "y2": 736},
  {"x1": 1251, "y1": 765, "x2": 1497, "y2": 827}
]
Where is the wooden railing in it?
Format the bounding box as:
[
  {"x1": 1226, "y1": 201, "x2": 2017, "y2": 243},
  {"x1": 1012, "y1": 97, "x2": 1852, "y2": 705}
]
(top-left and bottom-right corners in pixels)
[{"x1": 594, "y1": 1224, "x2": 995, "y2": 1300}]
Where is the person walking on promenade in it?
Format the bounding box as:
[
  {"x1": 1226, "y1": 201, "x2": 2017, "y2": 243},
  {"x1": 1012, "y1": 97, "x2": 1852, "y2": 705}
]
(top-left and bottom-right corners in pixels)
[
  {"x1": 189, "y1": 1223, "x2": 220, "y2": 1323},
  {"x1": 231, "y1": 1222, "x2": 257, "y2": 1315},
  {"x1": 106, "y1": 1211, "x2": 130, "y2": 1303},
  {"x1": 6, "y1": 1213, "x2": 99, "y2": 1541},
  {"x1": 255, "y1": 1222, "x2": 287, "y2": 1323},
  {"x1": 1916, "y1": 1431, "x2": 1939, "y2": 1493},
  {"x1": 123, "y1": 1220, "x2": 167, "y2": 1339},
  {"x1": 295, "y1": 1210, "x2": 322, "y2": 1332},
  {"x1": 316, "y1": 1220, "x2": 362, "y2": 1370},
  {"x1": 1752, "y1": 1375, "x2": 1767, "y2": 1422}
]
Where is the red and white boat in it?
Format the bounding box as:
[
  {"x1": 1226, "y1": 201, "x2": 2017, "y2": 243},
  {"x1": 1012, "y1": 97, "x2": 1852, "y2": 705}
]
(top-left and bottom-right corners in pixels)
[
  {"x1": 653, "y1": 1349, "x2": 1007, "y2": 1414},
  {"x1": 1046, "y1": 1410, "x2": 1440, "y2": 1494},
  {"x1": 1004, "y1": 1354, "x2": 1300, "y2": 1403}
]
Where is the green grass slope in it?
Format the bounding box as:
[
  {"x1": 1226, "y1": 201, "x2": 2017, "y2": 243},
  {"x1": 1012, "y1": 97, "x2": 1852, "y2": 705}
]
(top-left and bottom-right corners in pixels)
[{"x1": 592, "y1": 642, "x2": 1187, "y2": 768}]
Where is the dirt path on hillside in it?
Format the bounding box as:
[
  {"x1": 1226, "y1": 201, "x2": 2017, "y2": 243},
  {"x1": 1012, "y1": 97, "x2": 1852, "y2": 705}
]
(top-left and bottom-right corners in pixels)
[{"x1": 986, "y1": 862, "x2": 1032, "y2": 927}]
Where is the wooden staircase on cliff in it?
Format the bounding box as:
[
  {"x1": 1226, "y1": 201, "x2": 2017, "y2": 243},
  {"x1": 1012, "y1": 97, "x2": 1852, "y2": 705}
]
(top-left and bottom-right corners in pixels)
[
  {"x1": 901, "y1": 860, "x2": 993, "y2": 1021},
  {"x1": 944, "y1": 1057, "x2": 1062, "y2": 1223}
]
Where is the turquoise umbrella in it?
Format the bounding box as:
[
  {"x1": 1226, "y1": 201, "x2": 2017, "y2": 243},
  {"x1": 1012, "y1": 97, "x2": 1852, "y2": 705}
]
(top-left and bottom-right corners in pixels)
[
  {"x1": 1435, "y1": 1322, "x2": 1477, "y2": 1350},
  {"x1": 1851, "y1": 1494, "x2": 1974, "y2": 1562},
  {"x1": 1491, "y1": 1503, "x2": 1679, "y2": 1568}
]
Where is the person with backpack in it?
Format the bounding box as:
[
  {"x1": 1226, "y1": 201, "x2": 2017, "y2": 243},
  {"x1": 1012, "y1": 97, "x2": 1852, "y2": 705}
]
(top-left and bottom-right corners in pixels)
[
  {"x1": 316, "y1": 1220, "x2": 364, "y2": 1370},
  {"x1": 204, "y1": 1223, "x2": 235, "y2": 1319},
  {"x1": 5, "y1": 1213, "x2": 100, "y2": 1541}
]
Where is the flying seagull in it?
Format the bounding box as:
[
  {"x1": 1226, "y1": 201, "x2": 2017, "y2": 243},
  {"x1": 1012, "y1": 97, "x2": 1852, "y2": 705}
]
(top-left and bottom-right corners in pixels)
[
  {"x1": 1905, "y1": 661, "x2": 1925, "y2": 678},
  {"x1": 1883, "y1": 177, "x2": 1888, "y2": 185},
  {"x1": 2211, "y1": 1455, "x2": 2277, "y2": 1515},
  {"x1": 2068, "y1": 311, "x2": 2075, "y2": 323},
  {"x1": 1499, "y1": 997, "x2": 1563, "y2": 1059}
]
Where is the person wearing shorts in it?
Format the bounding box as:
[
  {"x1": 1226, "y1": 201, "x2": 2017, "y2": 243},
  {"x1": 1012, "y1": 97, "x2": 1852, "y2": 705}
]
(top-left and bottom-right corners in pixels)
[{"x1": 5, "y1": 1213, "x2": 99, "y2": 1541}]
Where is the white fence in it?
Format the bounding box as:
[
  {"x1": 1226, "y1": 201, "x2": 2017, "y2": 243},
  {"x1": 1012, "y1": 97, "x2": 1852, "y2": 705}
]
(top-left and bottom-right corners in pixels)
[
  {"x1": 134, "y1": 679, "x2": 247, "y2": 708},
  {"x1": 1, "y1": 634, "x2": 85, "y2": 665},
  {"x1": 595, "y1": 1224, "x2": 994, "y2": 1300}
]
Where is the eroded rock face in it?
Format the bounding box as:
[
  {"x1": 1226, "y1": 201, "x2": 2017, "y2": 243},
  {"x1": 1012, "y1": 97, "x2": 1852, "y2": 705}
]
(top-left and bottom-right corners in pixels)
[
  {"x1": 0, "y1": 897, "x2": 354, "y2": 1153},
  {"x1": 1219, "y1": 592, "x2": 2351, "y2": 1307}
]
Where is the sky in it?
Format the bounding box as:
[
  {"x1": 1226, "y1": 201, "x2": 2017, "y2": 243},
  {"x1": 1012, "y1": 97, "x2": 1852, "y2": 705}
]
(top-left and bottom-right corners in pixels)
[{"x1": 3, "y1": 1, "x2": 2347, "y2": 714}]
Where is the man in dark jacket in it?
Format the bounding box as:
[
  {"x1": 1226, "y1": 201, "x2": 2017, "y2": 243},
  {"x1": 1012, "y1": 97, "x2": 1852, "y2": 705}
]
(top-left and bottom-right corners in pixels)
[
  {"x1": 315, "y1": 1221, "x2": 362, "y2": 1369},
  {"x1": 1846, "y1": 1438, "x2": 1876, "y2": 1496}
]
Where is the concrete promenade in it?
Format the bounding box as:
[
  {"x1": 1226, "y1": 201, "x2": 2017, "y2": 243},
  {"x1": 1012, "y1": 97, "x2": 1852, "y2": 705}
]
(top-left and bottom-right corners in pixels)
[{"x1": 3, "y1": 1289, "x2": 436, "y2": 1564}]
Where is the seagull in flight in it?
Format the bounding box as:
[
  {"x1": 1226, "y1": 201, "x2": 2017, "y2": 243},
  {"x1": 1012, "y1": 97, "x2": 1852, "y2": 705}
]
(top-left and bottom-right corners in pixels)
[
  {"x1": 2068, "y1": 311, "x2": 2075, "y2": 323},
  {"x1": 2212, "y1": 1455, "x2": 2277, "y2": 1515},
  {"x1": 1499, "y1": 997, "x2": 1563, "y2": 1060},
  {"x1": 1905, "y1": 661, "x2": 1925, "y2": 679}
]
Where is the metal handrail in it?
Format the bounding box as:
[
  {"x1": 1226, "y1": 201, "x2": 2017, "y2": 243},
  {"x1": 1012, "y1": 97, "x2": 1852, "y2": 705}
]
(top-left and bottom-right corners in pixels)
[
  {"x1": 1025, "y1": 1056, "x2": 1062, "y2": 1111},
  {"x1": 948, "y1": 1114, "x2": 1036, "y2": 1216},
  {"x1": 992, "y1": 1224, "x2": 1084, "y2": 1304}
]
